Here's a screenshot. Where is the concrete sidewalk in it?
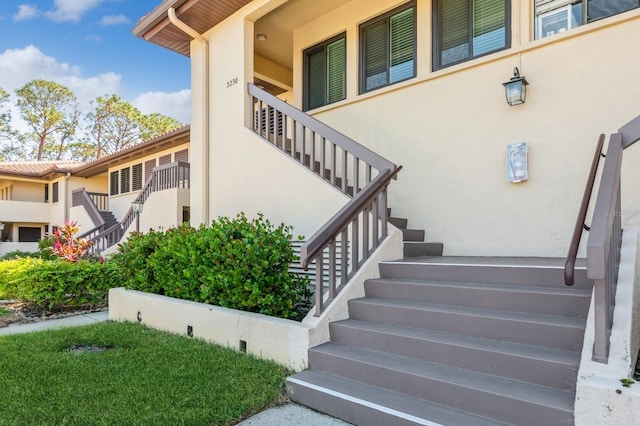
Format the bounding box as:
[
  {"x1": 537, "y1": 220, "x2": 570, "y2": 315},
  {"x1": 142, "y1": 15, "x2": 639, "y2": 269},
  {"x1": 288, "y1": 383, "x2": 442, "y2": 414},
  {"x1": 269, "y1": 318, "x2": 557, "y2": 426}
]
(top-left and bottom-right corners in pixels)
[{"x1": 0, "y1": 311, "x2": 350, "y2": 425}]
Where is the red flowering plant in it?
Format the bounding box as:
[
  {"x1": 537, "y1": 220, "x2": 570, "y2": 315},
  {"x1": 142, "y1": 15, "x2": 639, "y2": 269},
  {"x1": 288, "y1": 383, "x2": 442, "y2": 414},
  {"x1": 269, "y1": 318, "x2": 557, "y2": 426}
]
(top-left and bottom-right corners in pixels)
[{"x1": 48, "y1": 220, "x2": 92, "y2": 262}]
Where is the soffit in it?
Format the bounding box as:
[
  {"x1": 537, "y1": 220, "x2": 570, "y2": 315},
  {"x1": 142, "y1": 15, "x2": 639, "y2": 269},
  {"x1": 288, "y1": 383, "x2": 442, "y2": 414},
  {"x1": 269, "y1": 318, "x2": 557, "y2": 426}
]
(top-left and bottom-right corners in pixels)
[{"x1": 135, "y1": 0, "x2": 351, "y2": 69}]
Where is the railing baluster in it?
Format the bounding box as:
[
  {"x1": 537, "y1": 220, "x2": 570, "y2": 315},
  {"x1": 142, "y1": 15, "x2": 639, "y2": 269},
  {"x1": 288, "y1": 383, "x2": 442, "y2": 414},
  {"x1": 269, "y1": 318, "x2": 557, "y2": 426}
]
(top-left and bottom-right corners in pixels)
[
  {"x1": 329, "y1": 240, "x2": 336, "y2": 301},
  {"x1": 315, "y1": 257, "x2": 324, "y2": 316},
  {"x1": 330, "y1": 143, "x2": 336, "y2": 186},
  {"x1": 353, "y1": 157, "x2": 360, "y2": 195}
]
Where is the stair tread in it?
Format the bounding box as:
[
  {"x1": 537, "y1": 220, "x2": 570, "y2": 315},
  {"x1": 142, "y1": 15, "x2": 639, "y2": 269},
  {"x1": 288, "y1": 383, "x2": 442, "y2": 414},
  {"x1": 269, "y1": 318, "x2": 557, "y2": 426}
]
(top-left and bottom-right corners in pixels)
[
  {"x1": 332, "y1": 319, "x2": 581, "y2": 364},
  {"x1": 368, "y1": 277, "x2": 592, "y2": 296},
  {"x1": 288, "y1": 370, "x2": 507, "y2": 426},
  {"x1": 310, "y1": 342, "x2": 575, "y2": 412},
  {"x1": 351, "y1": 297, "x2": 586, "y2": 328}
]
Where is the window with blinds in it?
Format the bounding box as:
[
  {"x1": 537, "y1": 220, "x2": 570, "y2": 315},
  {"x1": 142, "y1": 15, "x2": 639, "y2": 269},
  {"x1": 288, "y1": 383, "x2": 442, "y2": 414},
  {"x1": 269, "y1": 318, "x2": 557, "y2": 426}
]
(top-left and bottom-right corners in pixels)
[
  {"x1": 145, "y1": 159, "x2": 156, "y2": 184},
  {"x1": 52, "y1": 182, "x2": 59, "y2": 203},
  {"x1": 535, "y1": 0, "x2": 639, "y2": 39},
  {"x1": 361, "y1": 2, "x2": 415, "y2": 93},
  {"x1": 120, "y1": 167, "x2": 130, "y2": 194},
  {"x1": 110, "y1": 171, "x2": 119, "y2": 196},
  {"x1": 434, "y1": 0, "x2": 509, "y2": 70},
  {"x1": 303, "y1": 33, "x2": 346, "y2": 111},
  {"x1": 132, "y1": 163, "x2": 143, "y2": 192}
]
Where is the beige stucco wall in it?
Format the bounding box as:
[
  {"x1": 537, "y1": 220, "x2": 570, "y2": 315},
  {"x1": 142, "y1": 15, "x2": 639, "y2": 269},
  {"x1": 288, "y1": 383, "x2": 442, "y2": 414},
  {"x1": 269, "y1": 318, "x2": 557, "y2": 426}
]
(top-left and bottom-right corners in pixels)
[
  {"x1": 107, "y1": 144, "x2": 189, "y2": 222},
  {"x1": 288, "y1": 1, "x2": 640, "y2": 257},
  {"x1": 185, "y1": 0, "x2": 640, "y2": 257},
  {"x1": 138, "y1": 187, "x2": 190, "y2": 233},
  {"x1": 189, "y1": 2, "x2": 348, "y2": 239},
  {"x1": 0, "y1": 179, "x2": 46, "y2": 203}
]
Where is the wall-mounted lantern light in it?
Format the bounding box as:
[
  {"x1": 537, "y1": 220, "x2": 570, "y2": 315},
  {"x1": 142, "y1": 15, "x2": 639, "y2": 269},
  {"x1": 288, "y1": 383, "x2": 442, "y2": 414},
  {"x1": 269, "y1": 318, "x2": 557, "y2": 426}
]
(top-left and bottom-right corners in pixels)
[
  {"x1": 0, "y1": 222, "x2": 4, "y2": 232},
  {"x1": 131, "y1": 201, "x2": 143, "y2": 233},
  {"x1": 502, "y1": 67, "x2": 529, "y2": 106}
]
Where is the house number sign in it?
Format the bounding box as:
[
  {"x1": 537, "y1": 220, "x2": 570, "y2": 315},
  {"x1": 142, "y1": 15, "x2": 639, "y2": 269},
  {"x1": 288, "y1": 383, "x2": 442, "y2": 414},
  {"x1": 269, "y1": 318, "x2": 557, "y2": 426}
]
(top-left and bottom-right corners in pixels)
[{"x1": 226, "y1": 77, "x2": 239, "y2": 88}]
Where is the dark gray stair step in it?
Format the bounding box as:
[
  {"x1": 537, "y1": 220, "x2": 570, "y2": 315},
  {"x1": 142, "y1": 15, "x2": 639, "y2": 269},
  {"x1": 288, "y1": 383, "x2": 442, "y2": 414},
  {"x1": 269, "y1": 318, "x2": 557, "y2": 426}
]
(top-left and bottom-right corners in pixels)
[
  {"x1": 287, "y1": 370, "x2": 506, "y2": 426},
  {"x1": 309, "y1": 343, "x2": 574, "y2": 426},
  {"x1": 348, "y1": 297, "x2": 586, "y2": 351},
  {"x1": 389, "y1": 217, "x2": 408, "y2": 229},
  {"x1": 364, "y1": 278, "x2": 592, "y2": 318},
  {"x1": 330, "y1": 319, "x2": 580, "y2": 390},
  {"x1": 403, "y1": 242, "x2": 443, "y2": 257},
  {"x1": 379, "y1": 259, "x2": 591, "y2": 289},
  {"x1": 401, "y1": 229, "x2": 425, "y2": 242}
]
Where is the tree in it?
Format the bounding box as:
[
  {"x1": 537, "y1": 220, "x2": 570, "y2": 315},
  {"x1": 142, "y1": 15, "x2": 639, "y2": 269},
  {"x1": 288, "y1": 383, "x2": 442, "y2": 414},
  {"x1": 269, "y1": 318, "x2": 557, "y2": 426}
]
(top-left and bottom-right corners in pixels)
[
  {"x1": 0, "y1": 87, "x2": 23, "y2": 161},
  {"x1": 15, "y1": 80, "x2": 79, "y2": 161},
  {"x1": 84, "y1": 95, "x2": 182, "y2": 159},
  {"x1": 140, "y1": 112, "x2": 182, "y2": 142}
]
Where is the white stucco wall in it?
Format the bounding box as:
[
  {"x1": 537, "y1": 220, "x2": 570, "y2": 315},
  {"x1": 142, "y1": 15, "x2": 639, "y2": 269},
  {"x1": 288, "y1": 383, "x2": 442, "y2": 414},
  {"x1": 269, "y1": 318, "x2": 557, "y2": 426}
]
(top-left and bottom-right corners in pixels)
[{"x1": 189, "y1": 4, "x2": 348, "y2": 240}]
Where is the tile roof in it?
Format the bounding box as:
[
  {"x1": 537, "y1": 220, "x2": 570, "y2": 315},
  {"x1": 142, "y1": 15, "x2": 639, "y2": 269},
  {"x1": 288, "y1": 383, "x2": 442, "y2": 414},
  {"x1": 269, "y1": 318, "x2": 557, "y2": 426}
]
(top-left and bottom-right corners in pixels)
[{"x1": 0, "y1": 160, "x2": 82, "y2": 177}]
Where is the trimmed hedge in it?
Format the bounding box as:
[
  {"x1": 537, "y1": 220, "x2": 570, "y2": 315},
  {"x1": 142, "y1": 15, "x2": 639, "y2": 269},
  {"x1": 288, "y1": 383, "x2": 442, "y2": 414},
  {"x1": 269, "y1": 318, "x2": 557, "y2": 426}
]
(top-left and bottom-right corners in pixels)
[
  {"x1": 113, "y1": 213, "x2": 312, "y2": 320},
  {"x1": 0, "y1": 258, "x2": 117, "y2": 311}
]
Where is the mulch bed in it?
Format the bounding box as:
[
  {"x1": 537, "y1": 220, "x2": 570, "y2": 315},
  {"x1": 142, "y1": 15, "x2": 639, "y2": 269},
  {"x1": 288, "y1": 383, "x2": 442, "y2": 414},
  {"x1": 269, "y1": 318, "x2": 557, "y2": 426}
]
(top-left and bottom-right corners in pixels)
[{"x1": 0, "y1": 300, "x2": 107, "y2": 328}]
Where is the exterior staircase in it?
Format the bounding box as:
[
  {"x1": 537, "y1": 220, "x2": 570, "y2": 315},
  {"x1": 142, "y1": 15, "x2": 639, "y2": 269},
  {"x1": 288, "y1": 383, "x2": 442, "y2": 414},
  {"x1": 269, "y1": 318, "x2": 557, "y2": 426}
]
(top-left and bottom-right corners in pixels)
[
  {"x1": 99, "y1": 210, "x2": 118, "y2": 230},
  {"x1": 389, "y1": 210, "x2": 443, "y2": 257},
  {"x1": 287, "y1": 257, "x2": 592, "y2": 425}
]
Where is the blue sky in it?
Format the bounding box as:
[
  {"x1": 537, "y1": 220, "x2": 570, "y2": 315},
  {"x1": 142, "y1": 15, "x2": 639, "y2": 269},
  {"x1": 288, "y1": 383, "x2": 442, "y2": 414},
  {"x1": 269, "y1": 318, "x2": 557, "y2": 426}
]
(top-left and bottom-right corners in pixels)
[{"x1": 0, "y1": 0, "x2": 191, "y2": 125}]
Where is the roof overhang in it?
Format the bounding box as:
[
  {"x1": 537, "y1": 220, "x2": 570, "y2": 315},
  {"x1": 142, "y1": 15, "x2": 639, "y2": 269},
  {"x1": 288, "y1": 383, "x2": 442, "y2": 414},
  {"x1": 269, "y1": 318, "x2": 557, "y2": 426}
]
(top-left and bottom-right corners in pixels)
[
  {"x1": 133, "y1": 0, "x2": 254, "y2": 57},
  {"x1": 72, "y1": 125, "x2": 191, "y2": 178}
]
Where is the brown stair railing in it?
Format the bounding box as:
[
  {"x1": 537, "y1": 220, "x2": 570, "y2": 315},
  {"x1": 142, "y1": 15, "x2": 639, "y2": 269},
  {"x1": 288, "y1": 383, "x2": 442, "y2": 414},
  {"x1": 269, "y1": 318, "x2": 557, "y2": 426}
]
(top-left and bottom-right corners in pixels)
[
  {"x1": 72, "y1": 188, "x2": 107, "y2": 235},
  {"x1": 247, "y1": 83, "x2": 400, "y2": 316},
  {"x1": 570, "y1": 115, "x2": 640, "y2": 362},
  {"x1": 248, "y1": 84, "x2": 394, "y2": 196},
  {"x1": 564, "y1": 134, "x2": 606, "y2": 286},
  {"x1": 86, "y1": 161, "x2": 190, "y2": 255}
]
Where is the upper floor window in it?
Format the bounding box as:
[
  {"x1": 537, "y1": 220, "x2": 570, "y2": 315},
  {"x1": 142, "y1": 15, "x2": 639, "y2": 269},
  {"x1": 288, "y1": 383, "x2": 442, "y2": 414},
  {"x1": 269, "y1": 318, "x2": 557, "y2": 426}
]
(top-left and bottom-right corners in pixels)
[
  {"x1": 52, "y1": 182, "x2": 59, "y2": 203},
  {"x1": 110, "y1": 171, "x2": 119, "y2": 196},
  {"x1": 535, "y1": 0, "x2": 639, "y2": 39},
  {"x1": 132, "y1": 163, "x2": 143, "y2": 192},
  {"x1": 304, "y1": 33, "x2": 346, "y2": 111},
  {"x1": 433, "y1": 0, "x2": 510, "y2": 70},
  {"x1": 360, "y1": 2, "x2": 416, "y2": 93}
]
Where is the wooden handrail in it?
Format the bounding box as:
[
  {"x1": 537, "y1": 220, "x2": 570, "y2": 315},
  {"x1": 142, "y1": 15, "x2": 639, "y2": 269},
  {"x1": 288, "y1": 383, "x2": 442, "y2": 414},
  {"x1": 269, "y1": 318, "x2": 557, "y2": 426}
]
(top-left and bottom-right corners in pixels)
[
  {"x1": 564, "y1": 134, "x2": 605, "y2": 286},
  {"x1": 72, "y1": 188, "x2": 106, "y2": 230},
  {"x1": 301, "y1": 166, "x2": 401, "y2": 269}
]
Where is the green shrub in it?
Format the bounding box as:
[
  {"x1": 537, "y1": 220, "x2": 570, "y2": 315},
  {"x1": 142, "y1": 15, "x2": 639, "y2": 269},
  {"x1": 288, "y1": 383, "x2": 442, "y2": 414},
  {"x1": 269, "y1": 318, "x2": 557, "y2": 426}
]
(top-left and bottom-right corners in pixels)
[
  {"x1": 0, "y1": 257, "x2": 44, "y2": 299},
  {"x1": 0, "y1": 250, "x2": 40, "y2": 261},
  {"x1": 0, "y1": 257, "x2": 117, "y2": 311},
  {"x1": 113, "y1": 213, "x2": 312, "y2": 320}
]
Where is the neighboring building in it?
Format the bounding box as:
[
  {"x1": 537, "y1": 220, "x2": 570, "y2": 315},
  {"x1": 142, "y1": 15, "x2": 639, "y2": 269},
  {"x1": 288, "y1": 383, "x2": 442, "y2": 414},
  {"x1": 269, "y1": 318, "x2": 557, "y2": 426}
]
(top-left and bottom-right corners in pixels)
[
  {"x1": 0, "y1": 126, "x2": 190, "y2": 256},
  {"x1": 131, "y1": 1, "x2": 640, "y2": 424}
]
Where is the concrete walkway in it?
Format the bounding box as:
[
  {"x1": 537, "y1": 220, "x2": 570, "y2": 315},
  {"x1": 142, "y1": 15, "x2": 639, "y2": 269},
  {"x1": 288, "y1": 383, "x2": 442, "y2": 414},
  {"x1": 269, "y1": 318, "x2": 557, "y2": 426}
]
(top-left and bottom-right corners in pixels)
[{"x1": 0, "y1": 311, "x2": 350, "y2": 425}]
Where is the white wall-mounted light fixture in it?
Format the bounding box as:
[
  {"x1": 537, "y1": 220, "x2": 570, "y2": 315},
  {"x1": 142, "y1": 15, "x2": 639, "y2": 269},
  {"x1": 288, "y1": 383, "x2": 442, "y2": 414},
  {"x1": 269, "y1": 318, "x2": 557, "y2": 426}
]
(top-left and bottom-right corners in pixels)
[
  {"x1": 0, "y1": 222, "x2": 4, "y2": 232},
  {"x1": 502, "y1": 67, "x2": 529, "y2": 106},
  {"x1": 256, "y1": 33, "x2": 267, "y2": 42}
]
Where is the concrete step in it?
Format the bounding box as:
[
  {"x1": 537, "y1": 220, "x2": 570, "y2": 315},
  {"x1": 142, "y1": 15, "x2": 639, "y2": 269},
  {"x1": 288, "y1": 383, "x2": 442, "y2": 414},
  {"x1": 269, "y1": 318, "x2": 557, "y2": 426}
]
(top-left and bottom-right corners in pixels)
[
  {"x1": 287, "y1": 370, "x2": 506, "y2": 426},
  {"x1": 379, "y1": 258, "x2": 591, "y2": 289},
  {"x1": 403, "y1": 242, "x2": 443, "y2": 257},
  {"x1": 347, "y1": 297, "x2": 586, "y2": 351},
  {"x1": 364, "y1": 278, "x2": 592, "y2": 318},
  {"x1": 329, "y1": 319, "x2": 580, "y2": 391},
  {"x1": 389, "y1": 217, "x2": 408, "y2": 229},
  {"x1": 308, "y1": 343, "x2": 574, "y2": 426},
  {"x1": 401, "y1": 229, "x2": 425, "y2": 242}
]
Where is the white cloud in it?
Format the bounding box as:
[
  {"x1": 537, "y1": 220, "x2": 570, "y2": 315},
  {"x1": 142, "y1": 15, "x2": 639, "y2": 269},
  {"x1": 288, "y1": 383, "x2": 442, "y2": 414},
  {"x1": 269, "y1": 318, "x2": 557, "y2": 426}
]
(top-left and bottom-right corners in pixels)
[
  {"x1": 14, "y1": 4, "x2": 39, "y2": 21},
  {"x1": 0, "y1": 45, "x2": 122, "y2": 114},
  {"x1": 46, "y1": 0, "x2": 103, "y2": 22},
  {"x1": 132, "y1": 90, "x2": 191, "y2": 125},
  {"x1": 100, "y1": 14, "x2": 129, "y2": 26}
]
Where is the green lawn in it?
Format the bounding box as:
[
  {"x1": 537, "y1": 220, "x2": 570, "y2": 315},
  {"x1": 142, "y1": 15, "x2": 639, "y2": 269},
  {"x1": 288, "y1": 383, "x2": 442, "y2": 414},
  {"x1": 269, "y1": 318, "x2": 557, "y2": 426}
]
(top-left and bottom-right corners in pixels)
[{"x1": 0, "y1": 321, "x2": 289, "y2": 425}]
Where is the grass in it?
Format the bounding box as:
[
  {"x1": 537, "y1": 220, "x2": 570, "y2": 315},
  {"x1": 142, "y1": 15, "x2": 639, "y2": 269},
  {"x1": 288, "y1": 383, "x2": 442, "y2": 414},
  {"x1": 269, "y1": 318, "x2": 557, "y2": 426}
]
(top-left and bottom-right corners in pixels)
[
  {"x1": 0, "y1": 321, "x2": 289, "y2": 425},
  {"x1": 0, "y1": 307, "x2": 10, "y2": 317}
]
